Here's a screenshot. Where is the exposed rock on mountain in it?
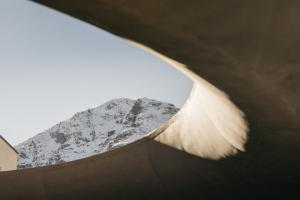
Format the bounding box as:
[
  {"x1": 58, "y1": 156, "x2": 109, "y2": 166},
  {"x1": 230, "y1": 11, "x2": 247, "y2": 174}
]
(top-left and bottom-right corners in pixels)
[{"x1": 16, "y1": 98, "x2": 178, "y2": 169}]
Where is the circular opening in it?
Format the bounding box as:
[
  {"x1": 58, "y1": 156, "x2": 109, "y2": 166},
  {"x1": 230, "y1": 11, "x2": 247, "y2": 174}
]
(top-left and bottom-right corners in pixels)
[{"x1": 0, "y1": 0, "x2": 192, "y2": 170}]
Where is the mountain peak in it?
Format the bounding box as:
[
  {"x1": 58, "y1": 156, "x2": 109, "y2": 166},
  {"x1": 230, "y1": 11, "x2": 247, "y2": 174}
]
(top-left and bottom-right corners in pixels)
[{"x1": 16, "y1": 98, "x2": 179, "y2": 169}]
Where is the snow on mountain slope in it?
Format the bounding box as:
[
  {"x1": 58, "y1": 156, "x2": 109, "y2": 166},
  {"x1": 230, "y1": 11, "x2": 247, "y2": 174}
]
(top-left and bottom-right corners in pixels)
[{"x1": 16, "y1": 98, "x2": 179, "y2": 169}]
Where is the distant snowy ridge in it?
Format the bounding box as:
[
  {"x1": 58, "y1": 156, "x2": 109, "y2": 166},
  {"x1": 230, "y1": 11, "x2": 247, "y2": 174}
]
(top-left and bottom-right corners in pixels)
[{"x1": 16, "y1": 98, "x2": 179, "y2": 169}]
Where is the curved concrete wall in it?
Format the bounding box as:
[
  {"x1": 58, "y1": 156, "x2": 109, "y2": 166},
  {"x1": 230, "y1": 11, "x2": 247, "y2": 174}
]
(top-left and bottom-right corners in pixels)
[
  {"x1": 128, "y1": 41, "x2": 248, "y2": 159},
  {"x1": 0, "y1": 0, "x2": 299, "y2": 199}
]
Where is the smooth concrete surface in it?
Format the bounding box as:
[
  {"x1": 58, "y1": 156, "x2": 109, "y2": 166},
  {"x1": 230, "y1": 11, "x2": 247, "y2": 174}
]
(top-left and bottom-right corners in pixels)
[
  {"x1": 0, "y1": 136, "x2": 17, "y2": 171},
  {"x1": 0, "y1": 0, "x2": 299, "y2": 199},
  {"x1": 128, "y1": 41, "x2": 248, "y2": 159}
]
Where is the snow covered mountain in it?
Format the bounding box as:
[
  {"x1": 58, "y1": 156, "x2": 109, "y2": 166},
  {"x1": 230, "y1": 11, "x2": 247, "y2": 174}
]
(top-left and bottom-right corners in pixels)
[{"x1": 16, "y1": 98, "x2": 178, "y2": 169}]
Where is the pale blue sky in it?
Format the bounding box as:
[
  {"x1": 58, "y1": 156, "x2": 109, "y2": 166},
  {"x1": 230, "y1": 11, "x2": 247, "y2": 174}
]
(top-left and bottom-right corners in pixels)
[{"x1": 0, "y1": 0, "x2": 192, "y2": 145}]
